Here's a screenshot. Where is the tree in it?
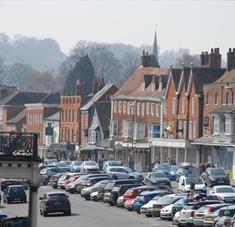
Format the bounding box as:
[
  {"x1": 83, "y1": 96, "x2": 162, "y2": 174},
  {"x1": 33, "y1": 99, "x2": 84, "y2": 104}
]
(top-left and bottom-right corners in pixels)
[
  {"x1": 63, "y1": 55, "x2": 95, "y2": 95},
  {"x1": 176, "y1": 53, "x2": 200, "y2": 67}
]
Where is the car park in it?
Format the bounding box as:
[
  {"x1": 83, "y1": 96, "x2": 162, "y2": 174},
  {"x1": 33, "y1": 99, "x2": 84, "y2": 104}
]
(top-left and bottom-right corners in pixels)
[
  {"x1": 3, "y1": 185, "x2": 27, "y2": 204},
  {"x1": 144, "y1": 171, "x2": 171, "y2": 187},
  {"x1": 193, "y1": 203, "x2": 229, "y2": 227},
  {"x1": 80, "y1": 161, "x2": 100, "y2": 173},
  {"x1": 106, "y1": 166, "x2": 143, "y2": 181},
  {"x1": 210, "y1": 185, "x2": 235, "y2": 203},
  {"x1": 201, "y1": 167, "x2": 230, "y2": 187},
  {"x1": 39, "y1": 191, "x2": 71, "y2": 217},
  {"x1": 178, "y1": 176, "x2": 206, "y2": 193}
]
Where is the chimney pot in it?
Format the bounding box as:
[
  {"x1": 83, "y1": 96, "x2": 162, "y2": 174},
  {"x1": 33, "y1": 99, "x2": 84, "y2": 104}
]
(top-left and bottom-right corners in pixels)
[
  {"x1": 211, "y1": 48, "x2": 213, "y2": 54},
  {"x1": 233, "y1": 48, "x2": 235, "y2": 53},
  {"x1": 229, "y1": 48, "x2": 232, "y2": 52},
  {"x1": 202, "y1": 51, "x2": 204, "y2": 54},
  {"x1": 143, "y1": 50, "x2": 145, "y2": 56}
]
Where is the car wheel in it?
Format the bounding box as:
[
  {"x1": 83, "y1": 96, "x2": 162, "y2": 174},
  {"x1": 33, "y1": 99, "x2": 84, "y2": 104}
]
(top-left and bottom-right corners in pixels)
[
  {"x1": 128, "y1": 176, "x2": 135, "y2": 179},
  {"x1": 85, "y1": 195, "x2": 90, "y2": 200},
  {"x1": 64, "y1": 210, "x2": 71, "y2": 216},
  {"x1": 43, "y1": 211, "x2": 48, "y2": 217},
  {"x1": 52, "y1": 185, "x2": 57, "y2": 189},
  {"x1": 136, "y1": 210, "x2": 141, "y2": 214},
  {"x1": 145, "y1": 214, "x2": 152, "y2": 217}
]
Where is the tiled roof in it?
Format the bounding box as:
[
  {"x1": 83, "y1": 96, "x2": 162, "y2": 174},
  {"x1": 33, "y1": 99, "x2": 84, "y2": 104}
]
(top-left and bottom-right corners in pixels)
[
  {"x1": 95, "y1": 101, "x2": 111, "y2": 134},
  {"x1": 80, "y1": 84, "x2": 117, "y2": 111},
  {"x1": 213, "y1": 69, "x2": 235, "y2": 84},
  {"x1": 0, "y1": 91, "x2": 48, "y2": 106},
  {"x1": 212, "y1": 105, "x2": 235, "y2": 114},
  {"x1": 190, "y1": 67, "x2": 226, "y2": 94},
  {"x1": 113, "y1": 67, "x2": 169, "y2": 98},
  {"x1": 6, "y1": 109, "x2": 26, "y2": 124}
]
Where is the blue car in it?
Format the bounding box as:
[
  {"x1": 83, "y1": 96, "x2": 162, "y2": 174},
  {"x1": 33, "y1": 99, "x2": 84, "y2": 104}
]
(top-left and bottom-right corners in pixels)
[
  {"x1": 133, "y1": 190, "x2": 170, "y2": 213},
  {"x1": 168, "y1": 165, "x2": 178, "y2": 181}
]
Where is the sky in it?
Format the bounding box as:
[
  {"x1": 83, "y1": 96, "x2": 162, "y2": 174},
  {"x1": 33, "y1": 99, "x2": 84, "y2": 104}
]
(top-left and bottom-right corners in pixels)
[{"x1": 0, "y1": 0, "x2": 234, "y2": 57}]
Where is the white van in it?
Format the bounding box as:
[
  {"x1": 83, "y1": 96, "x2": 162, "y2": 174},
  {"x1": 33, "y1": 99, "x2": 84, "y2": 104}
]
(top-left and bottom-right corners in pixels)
[{"x1": 178, "y1": 176, "x2": 206, "y2": 193}]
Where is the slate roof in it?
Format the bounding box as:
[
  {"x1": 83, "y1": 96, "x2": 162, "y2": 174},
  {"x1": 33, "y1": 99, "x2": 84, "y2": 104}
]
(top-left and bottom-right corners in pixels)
[
  {"x1": 212, "y1": 105, "x2": 235, "y2": 114},
  {"x1": 41, "y1": 93, "x2": 60, "y2": 104},
  {"x1": 182, "y1": 67, "x2": 191, "y2": 91},
  {"x1": 44, "y1": 111, "x2": 60, "y2": 121},
  {"x1": 190, "y1": 68, "x2": 226, "y2": 94},
  {"x1": 213, "y1": 69, "x2": 235, "y2": 84},
  {"x1": 0, "y1": 91, "x2": 48, "y2": 106},
  {"x1": 80, "y1": 84, "x2": 117, "y2": 111},
  {"x1": 113, "y1": 67, "x2": 169, "y2": 98},
  {"x1": 171, "y1": 68, "x2": 182, "y2": 91},
  {"x1": 94, "y1": 101, "x2": 111, "y2": 134},
  {"x1": 6, "y1": 109, "x2": 26, "y2": 124},
  {"x1": 7, "y1": 107, "x2": 25, "y2": 120}
]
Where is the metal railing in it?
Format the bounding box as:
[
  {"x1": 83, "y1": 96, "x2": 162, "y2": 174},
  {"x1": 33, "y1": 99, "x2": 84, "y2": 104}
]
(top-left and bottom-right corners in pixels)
[{"x1": 0, "y1": 132, "x2": 39, "y2": 161}]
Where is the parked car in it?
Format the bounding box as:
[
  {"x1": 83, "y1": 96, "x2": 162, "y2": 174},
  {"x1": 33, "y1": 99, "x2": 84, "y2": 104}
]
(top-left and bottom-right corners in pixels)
[
  {"x1": 210, "y1": 185, "x2": 235, "y2": 203},
  {"x1": 40, "y1": 167, "x2": 65, "y2": 181},
  {"x1": 193, "y1": 203, "x2": 229, "y2": 226},
  {"x1": 178, "y1": 176, "x2": 206, "y2": 193},
  {"x1": 103, "y1": 161, "x2": 122, "y2": 173},
  {"x1": 178, "y1": 200, "x2": 222, "y2": 226},
  {"x1": 48, "y1": 173, "x2": 64, "y2": 189},
  {"x1": 213, "y1": 205, "x2": 235, "y2": 227},
  {"x1": 152, "y1": 164, "x2": 171, "y2": 175},
  {"x1": 144, "y1": 171, "x2": 171, "y2": 187},
  {"x1": 176, "y1": 165, "x2": 199, "y2": 182},
  {"x1": 152, "y1": 194, "x2": 185, "y2": 217},
  {"x1": 0, "y1": 211, "x2": 7, "y2": 220},
  {"x1": 51, "y1": 162, "x2": 70, "y2": 172},
  {"x1": 81, "y1": 179, "x2": 110, "y2": 200},
  {"x1": 106, "y1": 166, "x2": 144, "y2": 181},
  {"x1": 3, "y1": 185, "x2": 27, "y2": 204},
  {"x1": 133, "y1": 190, "x2": 170, "y2": 214},
  {"x1": 140, "y1": 195, "x2": 162, "y2": 217},
  {"x1": 80, "y1": 161, "x2": 100, "y2": 173},
  {"x1": 117, "y1": 195, "x2": 125, "y2": 207},
  {"x1": 90, "y1": 191, "x2": 99, "y2": 201},
  {"x1": 0, "y1": 217, "x2": 29, "y2": 227},
  {"x1": 0, "y1": 179, "x2": 22, "y2": 191},
  {"x1": 39, "y1": 191, "x2": 71, "y2": 216},
  {"x1": 103, "y1": 179, "x2": 144, "y2": 203},
  {"x1": 201, "y1": 167, "x2": 230, "y2": 187},
  {"x1": 124, "y1": 198, "x2": 136, "y2": 211},
  {"x1": 109, "y1": 183, "x2": 143, "y2": 206},
  {"x1": 70, "y1": 161, "x2": 83, "y2": 172},
  {"x1": 96, "y1": 180, "x2": 111, "y2": 201},
  {"x1": 57, "y1": 173, "x2": 75, "y2": 189},
  {"x1": 77, "y1": 176, "x2": 110, "y2": 193},
  {"x1": 168, "y1": 165, "x2": 178, "y2": 181},
  {"x1": 160, "y1": 197, "x2": 184, "y2": 220}
]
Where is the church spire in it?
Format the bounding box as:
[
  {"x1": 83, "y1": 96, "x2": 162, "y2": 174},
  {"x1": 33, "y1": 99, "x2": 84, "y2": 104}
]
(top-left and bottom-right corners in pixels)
[{"x1": 153, "y1": 28, "x2": 160, "y2": 67}]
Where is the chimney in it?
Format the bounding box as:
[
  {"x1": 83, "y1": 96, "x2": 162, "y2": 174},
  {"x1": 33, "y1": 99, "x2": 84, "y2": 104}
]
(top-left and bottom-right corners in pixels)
[
  {"x1": 227, "y1": 48, "x2": 235, "y2": 71},
  {"x1": 204, "y1": 51, "x2": 209, "y2": 65},
  {"x1": 209, "y1": 48, "x2": 221, "y2": 68},
  {"x1": 200, "y1": 52, "x2": 205, "y2": 66},
  {"x1": 141, "y1": 51, "x2": 159, "y2": 68}
]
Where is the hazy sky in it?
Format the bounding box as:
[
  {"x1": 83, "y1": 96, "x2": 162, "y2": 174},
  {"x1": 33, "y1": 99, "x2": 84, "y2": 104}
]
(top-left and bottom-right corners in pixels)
[{"x1": 0, "y1": 0, "x2": 234, "y2": 56}]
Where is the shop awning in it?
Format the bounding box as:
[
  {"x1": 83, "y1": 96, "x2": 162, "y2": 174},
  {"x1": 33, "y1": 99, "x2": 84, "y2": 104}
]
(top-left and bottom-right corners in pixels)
[{"x1": 192, "y1": 136, "x2": 235, "y2": 147}]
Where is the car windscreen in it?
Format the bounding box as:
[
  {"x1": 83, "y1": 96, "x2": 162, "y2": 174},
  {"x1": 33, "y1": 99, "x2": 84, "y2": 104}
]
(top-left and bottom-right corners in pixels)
[
  {"x1": 216, "y1": 187, "x2": 234, "y2": 193},
  {"x1": 152, "y1": 172, "x2": 167, "y2": 178},
  {"x1": 210, "y1": 168, "x2": 226, "y2": 176},
  {"x1": 85, "y1": 162, "x2": 97, "y2": 166},
  {"x1": 186, "y1": 177, "x2": 203, "y2": 185},
  {"x1": 74, "y1": 161, "x2": 82, "y2": 166},
  {"x1": 48, "y1": 194, "x2": 67, "y2": 200},
  {"x1": 155, "y1": 195, "x2": 179, "y2": 204},
  {"x1": 9, "y1": 187, "x2": 24, "y2": 194},
  {"x1": 108, "y1": 161, "x2": 120, "y2": 166},
  {"x1": 158, "y1": 164, "x2": 170, "y2": 171}
]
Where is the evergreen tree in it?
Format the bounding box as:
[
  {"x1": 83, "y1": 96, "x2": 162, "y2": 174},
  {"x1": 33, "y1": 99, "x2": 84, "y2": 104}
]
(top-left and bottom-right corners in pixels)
[{"x1": 63, "y1": 55, "x2": 95, "y2": 95}]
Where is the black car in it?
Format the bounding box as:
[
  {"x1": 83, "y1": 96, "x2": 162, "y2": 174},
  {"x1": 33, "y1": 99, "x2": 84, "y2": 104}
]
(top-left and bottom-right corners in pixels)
[
  {"x1": 3, "y1": 185, "x2": 27, "y2": 204},
  {"x1": 103, "y1": 179, "x2": 144, "y2": 203},
  {"x1": 109, "y1": 183, "x2": 143, "y2": 206},
  {"x1": 201, "y1": 167, "x2": 230, "y2": 187},
  {"x1": 40, "y1": 192, "x2": 71, "y2": 216},
  {"x1": 144, "y1": 171, "x2": 171, "y2": 187}
]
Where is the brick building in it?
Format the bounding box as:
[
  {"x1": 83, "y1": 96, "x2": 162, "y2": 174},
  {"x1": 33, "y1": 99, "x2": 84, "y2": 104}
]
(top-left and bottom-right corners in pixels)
[
  {"x1": 110, "y1": 51, "x2": 169, "y2": 170},
  {"x1": 152, "y1": 48, "x2": 226, "y2": 166},
  {"x1": 193, "y1": 48, "x2": 235, "y2": 173}
]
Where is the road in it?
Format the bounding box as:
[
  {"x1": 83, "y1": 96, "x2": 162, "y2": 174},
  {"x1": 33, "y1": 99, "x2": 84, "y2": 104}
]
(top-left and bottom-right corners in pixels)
[{"x1": 1, "y1": 185, "x2": 174, "y2": 227}]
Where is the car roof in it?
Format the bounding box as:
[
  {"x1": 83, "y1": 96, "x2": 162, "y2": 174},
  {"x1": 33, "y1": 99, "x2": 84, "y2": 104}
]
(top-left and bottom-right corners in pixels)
[
  {"x1": 203, "y1": 203, "x2": 229, "y2": 208},
  {"x1": 187, "y1": 200, "x2": 221, "y2": 206},
  {"x1": 221, "y1": 205, "x2": 235, "y2": 210},
  {"x1": 7, "y1": 185, "x2": 24, "y2": 188},
  {"x1": 139, "y1": 190, "x2": 166, "y2": 196},
  {"x1": 213, "y1": 185, "x2": 232, "y2": 188}
]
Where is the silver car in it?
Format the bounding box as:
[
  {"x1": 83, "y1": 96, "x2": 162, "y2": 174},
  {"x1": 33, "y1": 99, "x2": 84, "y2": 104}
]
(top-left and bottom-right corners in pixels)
[{"x1": 106, "y1": 166, "x2": 143, "y2": 181}]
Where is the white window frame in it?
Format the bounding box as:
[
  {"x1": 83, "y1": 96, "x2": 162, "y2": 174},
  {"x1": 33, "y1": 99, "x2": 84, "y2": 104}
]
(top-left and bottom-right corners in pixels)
[
  {"x1": 146, "y1": 102, "x2": 150, "y2": 115},
  {"x1": 134, "y1": 122, "x2": 145, "y2": 140},
  {"x1": 141, "y1": 103, "x2": 145, "y2": 116},
  {"x1": 189, "y1": 121, "x2": 193, "y2": 139},
  {"x1": 156, "y1": 103, "x2": 159, "y2": 117},
  {"x1": 123, "y1": 101, "x2": 126, "y2": 114},
  {"x1": 213, "y1": 114, "x2": 220, "y2": 135},
  {"x1": 151, "y1": 103, "x2": 155, "y2": 116},
  {"x1": 127, "y1": 102, "x2": 130, "y2": 115},
  {"x1": 192, "y1": 97, "x2": 195, "y2": 114},
  {"x1": 137, "y1": 102, "x2": 140, "y2": 116},
  {"x1": 113, "y1": 101, "x2": 117, "y2": 113},
  {"x1": 118, "y1": 101, "x2": 122, "y2": 114},
  {"x1": 225, "y1": 114, "x2": 231, "y2": 135}
]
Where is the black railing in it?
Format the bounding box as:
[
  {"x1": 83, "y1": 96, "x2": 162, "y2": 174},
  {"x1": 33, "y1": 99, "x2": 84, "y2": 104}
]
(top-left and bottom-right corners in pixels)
[{"x1": 0, "y1": 132, "x2": 39, "y2": 161}]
